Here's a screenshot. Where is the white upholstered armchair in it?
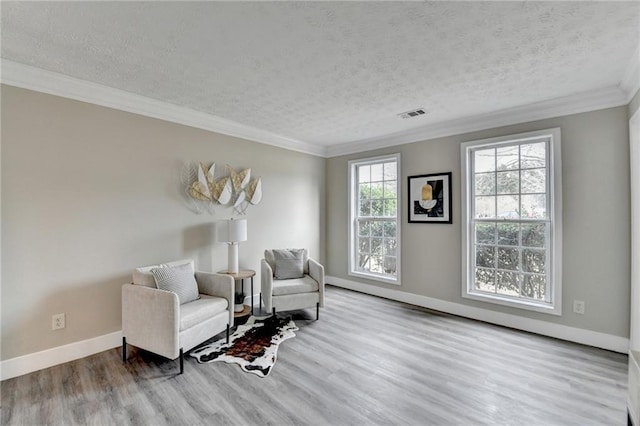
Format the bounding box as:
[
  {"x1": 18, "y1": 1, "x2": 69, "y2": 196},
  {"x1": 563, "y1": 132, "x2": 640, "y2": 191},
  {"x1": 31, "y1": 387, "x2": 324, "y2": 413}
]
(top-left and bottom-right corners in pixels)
[
  {"x1": 261, "y1": 249, "x2": 325, "y2": 320},
  {"x1": 122, "y1": 259, "x2": 234, "y2": 374}
]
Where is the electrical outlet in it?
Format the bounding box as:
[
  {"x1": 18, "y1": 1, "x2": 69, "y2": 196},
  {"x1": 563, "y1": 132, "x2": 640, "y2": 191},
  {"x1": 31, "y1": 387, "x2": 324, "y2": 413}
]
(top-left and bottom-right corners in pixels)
[
  {"x1": 573, "y1": 300, "x2": 585, "y2": 315},
  {"x1": 52, "y1": 313, "x2": 65, "y2": 330}
]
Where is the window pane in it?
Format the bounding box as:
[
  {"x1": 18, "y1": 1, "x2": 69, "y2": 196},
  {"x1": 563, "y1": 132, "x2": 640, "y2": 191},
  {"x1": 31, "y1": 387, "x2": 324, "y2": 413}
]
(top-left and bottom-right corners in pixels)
[
  {"x1": 521, "y1": 168, "x2": 545, "y2": 193},
  {"x1": 497, "y1": 146, "x2": 519, "y2": 170},
  {"x1": 496, "y1": 271, "x2": 519, "y2": 296},
  {"x1": 521, "y1": 142, "x2": 546, "y2": 169},
  {"x1": 521, "y1": 194, "x2": 546, "y2": 218},
  {"x1": 384, "y1": 181, "x2": 396, "y2": 198},
  {"x1": 359, "y1": 199, "x2": 371, "y2": 216},
  {"x1": 521, "y1": 223, "x2": 545, "y2": 247},
  {"x1": 383, "y1": 221, "x2": 396, "y2": 238},
  {"x1": 358, "y1": 254, "x2": 369, "y2": 269},
  {"x1": 475, "y1": 172, "x2": 495, "y2": 195},
  {"x1": 384, "y1": 199, "x2": 397, "y2": 216},
  {"x1": 370, "y1": 256, "x2": 383, "y2": 273},
  {"x1": 497, "y1": 223, "x2": 519, "y2": 246},
  {"x1": 358, "y1": 237, "x2": 370, "y2": 253},
  {"x1": 384, "y1": 238, "x2": 397, "y2": 254},
  {"x1": 358, "y1": 165, "x2": 370, "y2": 183},
  {"x1": 497, "y1": 195, "x2": 519, "y2": 218},
  {"x1": 371, "y1": 221, "x2": 383, "y2": 237},
  {"x1": 371, "y1": 183, "x2": 383, "y2": 200},
  {"x1": 475, "y1": 196, "x2": 496, "y2": 218},
  {"x1": 497, "y1": 247, "x2": 519, "y2": 270},
  {"x1": 371, "y1": 237, "x2": 383, "y2": 254},
  {"x1": 474, "y1": 148, "x2": 495, "y2": 173},
  {"x1": 371, "y1": 200, "x2": 383, "y2": 217},
  {"x1": 358, "y1": 221, "x2": 370, "y2": 236},
  {"x1": 476, "y1": 223, "x2": 496, "y2": 244},
  {"x1": 383, "y1": 162, "x2": 397, "y2": 180},
  {"x1": 523, "y1": 249, "x2": 545, "y2": 273},
  {"x1": 475, "y1": 268, "x2": 495, "y2": 292},
  {"x1": 359, "y1": 183, "x2": 371, "y2": 200},
  {"x1": 384, "y1": 256, "x2": 397, "y2": 274},
  {"x1": 522, "y1": 274, "x2": 546, "y2": 300},
  {"x1": 476, "y1": 245, "x2": 495, "y2": 268},
  {"x1": 497, "y1": 170, "x2": 519, "y2": 194},
  {"x1": 371, "y1": 164, "x2": 384, "y2": 182}
]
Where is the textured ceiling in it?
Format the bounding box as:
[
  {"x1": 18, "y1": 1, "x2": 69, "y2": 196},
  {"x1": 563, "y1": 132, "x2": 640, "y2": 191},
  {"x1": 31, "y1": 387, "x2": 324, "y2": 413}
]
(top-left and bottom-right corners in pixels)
[{"x1": 1, "y1": 2, "x2": 639, "y2": 151}]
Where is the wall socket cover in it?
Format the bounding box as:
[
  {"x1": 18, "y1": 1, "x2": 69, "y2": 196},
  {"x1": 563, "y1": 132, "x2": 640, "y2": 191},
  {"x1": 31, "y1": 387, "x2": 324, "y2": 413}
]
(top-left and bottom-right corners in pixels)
[
  {"x1": 573, "y1": 300, "x2": 585, "y2": 315},
  {"x1": 52, "y1": 313, "x2": 65, "y2": 330}
]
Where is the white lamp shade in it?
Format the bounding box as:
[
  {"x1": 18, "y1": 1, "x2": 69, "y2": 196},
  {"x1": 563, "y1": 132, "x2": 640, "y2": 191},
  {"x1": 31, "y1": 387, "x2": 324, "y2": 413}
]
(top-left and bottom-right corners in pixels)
[{"x1": 218, "y1": 219, "x2": 247, "y2": 243}]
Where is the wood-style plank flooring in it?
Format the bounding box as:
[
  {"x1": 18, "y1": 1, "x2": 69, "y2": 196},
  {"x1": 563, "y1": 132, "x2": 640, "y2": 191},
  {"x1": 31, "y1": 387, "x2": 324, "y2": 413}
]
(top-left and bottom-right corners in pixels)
[{"x1": 1, "y1": 285, "x2": 628, "y2": 425}]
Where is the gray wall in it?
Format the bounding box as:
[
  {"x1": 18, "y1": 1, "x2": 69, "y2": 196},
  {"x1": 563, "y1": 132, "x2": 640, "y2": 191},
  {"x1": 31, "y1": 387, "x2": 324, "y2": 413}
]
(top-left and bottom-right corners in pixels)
[
  {"x1": 327, "y1": 106, "x2": 630, "y2": 338},
  {"x1": 1, "y1": 81, "x2": 634, "y2": 361},
  {"x1": 630, "y1": 88, "x2": 640, "y2": 118},
  {"x1": 1, "y1": 85, "x2": 325, "y2": 360}
]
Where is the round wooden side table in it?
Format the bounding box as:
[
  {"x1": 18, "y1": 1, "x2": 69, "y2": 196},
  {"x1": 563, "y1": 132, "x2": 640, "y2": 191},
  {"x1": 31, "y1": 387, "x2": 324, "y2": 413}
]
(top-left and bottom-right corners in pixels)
[{"x1": 218, "y1": 269, "x2": 256, "y2": 318}]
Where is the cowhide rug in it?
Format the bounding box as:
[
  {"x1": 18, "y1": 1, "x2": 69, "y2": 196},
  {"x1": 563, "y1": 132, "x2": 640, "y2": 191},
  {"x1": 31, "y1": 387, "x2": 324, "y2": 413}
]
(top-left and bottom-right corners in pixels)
[{"x1": 190, "y1": 315, "x2": 297, "y2": 377}]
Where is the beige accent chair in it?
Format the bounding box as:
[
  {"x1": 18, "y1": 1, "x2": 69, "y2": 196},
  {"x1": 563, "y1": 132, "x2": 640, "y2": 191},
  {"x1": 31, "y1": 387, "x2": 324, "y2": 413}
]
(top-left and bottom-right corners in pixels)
[
  {"x1": 122, "y1": 259, "x2": 234, "y2": 374},
  {"x1": 261, "y1": 249, "x2": 325, "y2": 319}
]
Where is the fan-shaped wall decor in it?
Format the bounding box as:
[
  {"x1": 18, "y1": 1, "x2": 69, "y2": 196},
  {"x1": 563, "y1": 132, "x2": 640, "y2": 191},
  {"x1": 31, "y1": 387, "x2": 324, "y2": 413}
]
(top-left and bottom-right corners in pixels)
[
  {"x1": 246, "y1": 177, "x2": 262, "y2": 205},
  {"x1": 189, "y1": 162, "x2": 213, "y2": 201},
  {"x1": 212, "y1": 176, "x2": 233, "y2": 205},
  {"x1": 228, "y1": 165, "x2": 251, "y2": 193},
  {"x1": 181, "y1": 162, "x2": 262, "y2": 214}
]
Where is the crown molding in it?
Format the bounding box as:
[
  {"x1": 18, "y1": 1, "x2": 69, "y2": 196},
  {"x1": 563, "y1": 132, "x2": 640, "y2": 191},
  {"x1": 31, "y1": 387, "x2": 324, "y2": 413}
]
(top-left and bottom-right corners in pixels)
[
  {"x1": 326, "y1": 86, "x2": 629, "y2": 157},
  {"x1": 0, "y1": 60, "x2": 327, "y2": 157},
  {"x1": 1, "y1": 60, "x2": 633, "y2": 159},
  {"x1": 620, "y1": 43, "x2": 640, "y2": 103}
]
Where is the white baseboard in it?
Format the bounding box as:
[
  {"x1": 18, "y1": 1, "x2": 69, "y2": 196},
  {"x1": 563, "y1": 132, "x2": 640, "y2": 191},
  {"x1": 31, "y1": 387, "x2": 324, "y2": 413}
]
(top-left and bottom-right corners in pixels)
[
  {"x1": 1, "y1": 331, "x2": 122, "y2": 381},
  {"x1": 327, "y1": 276, "x2": 629, "y2": 353},
  {"x1": 1, "y1": 277, "x2": 628, "y2": 381}
]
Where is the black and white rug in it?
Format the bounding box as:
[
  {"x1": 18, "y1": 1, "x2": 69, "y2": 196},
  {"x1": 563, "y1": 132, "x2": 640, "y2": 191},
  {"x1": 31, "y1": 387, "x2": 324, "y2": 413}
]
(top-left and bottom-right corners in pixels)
[{"x1": 190, "y1": 315, "x2": 297, "y2": 377}]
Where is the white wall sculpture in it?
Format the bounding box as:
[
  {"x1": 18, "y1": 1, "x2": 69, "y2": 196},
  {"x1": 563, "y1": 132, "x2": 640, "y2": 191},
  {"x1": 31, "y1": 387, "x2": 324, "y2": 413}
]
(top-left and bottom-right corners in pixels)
[{"x1": 181, "y1": 162, "x2": 262, "y2": 214}]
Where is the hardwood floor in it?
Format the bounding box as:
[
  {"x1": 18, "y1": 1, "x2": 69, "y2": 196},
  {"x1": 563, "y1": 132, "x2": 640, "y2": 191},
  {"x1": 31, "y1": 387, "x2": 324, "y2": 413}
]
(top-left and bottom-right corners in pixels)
[{"x1": 1, "y1": 285, "x2": 628, "y2": 425}]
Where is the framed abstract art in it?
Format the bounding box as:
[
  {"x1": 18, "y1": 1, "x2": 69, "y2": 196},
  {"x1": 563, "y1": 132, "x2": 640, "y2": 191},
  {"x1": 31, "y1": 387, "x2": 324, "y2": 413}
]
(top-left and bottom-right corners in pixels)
[{"x1": 407, "y1": 172, "x2": 452, "y2": 223}]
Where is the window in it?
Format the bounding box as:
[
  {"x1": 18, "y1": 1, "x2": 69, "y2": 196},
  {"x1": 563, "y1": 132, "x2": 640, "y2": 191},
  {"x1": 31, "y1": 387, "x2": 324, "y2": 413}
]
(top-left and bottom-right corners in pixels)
[
  {"x1": 349, "y1": 154, "x2": 401, "y2": 284},
  {"x1": 461, "y1": 129, "x2": 562, "y2": 314}
]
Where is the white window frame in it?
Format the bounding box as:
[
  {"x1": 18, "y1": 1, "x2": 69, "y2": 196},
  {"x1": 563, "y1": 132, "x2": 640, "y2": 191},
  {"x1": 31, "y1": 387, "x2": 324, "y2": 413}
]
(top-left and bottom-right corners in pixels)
[
  {"x1": 461, "y1": 128, "x2": 562, "y2": 315},
  {"x1": 348, "y1": 153, "x2": 401, "y2": 285}
]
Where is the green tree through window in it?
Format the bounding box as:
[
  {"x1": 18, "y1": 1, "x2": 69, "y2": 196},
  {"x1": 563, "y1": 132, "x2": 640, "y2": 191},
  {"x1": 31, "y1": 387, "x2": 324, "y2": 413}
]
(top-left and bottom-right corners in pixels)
[
  {"x1": 462, "y1": 129, "x2": 562, "y2": 315},
  {"x1": 349, "y1": 154, "x2": 401, "y2": 283}
]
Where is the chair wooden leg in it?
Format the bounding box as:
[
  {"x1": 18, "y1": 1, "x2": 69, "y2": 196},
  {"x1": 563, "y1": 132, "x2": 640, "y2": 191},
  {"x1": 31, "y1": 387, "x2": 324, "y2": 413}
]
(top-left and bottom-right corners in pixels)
[
  {"x1": 226, "y1": 324, "x2": 230, "y2": 343},
  {"x1": 179, "y1": 348, "x2": 184, "y2": 375},
  {"x1": 260, "y1": 293, "x2": 262, "y2": 311},
  {"x1": 316, "y1": 303, "x2": 319, "y2": 320},
  {"x1": 122, "y1": 337, "x2": 127, "y2": 363},
  {"x1": 272, "y1": 307, "x2": 276, "y2": 317}
]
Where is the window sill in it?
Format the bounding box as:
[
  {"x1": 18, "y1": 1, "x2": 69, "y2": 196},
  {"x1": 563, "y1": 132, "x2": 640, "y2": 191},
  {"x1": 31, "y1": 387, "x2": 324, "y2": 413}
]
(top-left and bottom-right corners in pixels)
[
  {"x1": 349, "y1": 270, "x2": 400, "y2": 286},
  {"x1": 463, "y1": 290, "x2": 561, "y2": 316}
]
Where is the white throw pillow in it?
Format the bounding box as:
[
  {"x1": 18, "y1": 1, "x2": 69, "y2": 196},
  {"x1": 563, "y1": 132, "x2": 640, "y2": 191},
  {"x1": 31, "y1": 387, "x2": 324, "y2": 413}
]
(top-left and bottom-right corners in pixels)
[
  {"x1": 273, "y1": 249, "x2": 305, "y2": 279},
  {"x1": 133, "y1": 259, "x2": 195, "y2": 287},
  {"x1": 151, "y1": 263, "x2": 200, "y2": 304},
  {"x1": 265, "y1": 249, "x2": 308, "y2": 276}
]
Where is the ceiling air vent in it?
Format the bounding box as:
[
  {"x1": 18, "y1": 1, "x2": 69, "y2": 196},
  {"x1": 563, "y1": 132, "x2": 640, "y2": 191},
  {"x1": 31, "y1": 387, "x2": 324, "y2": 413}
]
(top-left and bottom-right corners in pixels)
[{"x1": 398, "y1": 108, "x2": 427, "y2": 119}]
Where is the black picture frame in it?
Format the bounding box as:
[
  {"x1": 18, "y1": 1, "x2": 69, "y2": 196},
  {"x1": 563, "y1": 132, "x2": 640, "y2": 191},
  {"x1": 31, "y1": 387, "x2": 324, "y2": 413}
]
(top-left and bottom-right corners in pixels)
[{"x1": 407, "y1": 172, "x2": 452, "y2": 223}]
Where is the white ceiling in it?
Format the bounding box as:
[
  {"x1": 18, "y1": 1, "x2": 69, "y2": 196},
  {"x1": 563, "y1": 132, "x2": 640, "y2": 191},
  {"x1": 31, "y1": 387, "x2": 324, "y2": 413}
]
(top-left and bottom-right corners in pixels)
[{"x1": 1, "y1": 2, "x2": 639, "y2": 157}]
